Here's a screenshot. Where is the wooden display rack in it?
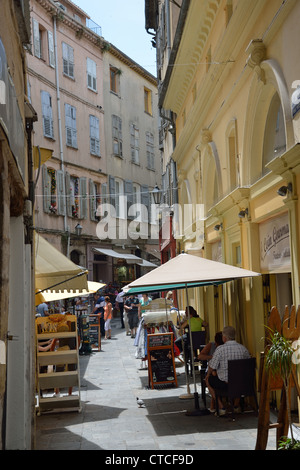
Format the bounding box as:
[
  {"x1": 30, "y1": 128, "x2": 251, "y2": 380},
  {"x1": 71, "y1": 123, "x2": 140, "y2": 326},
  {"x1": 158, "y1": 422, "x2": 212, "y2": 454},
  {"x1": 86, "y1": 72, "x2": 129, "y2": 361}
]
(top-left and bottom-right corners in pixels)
[
  {"x1": 35, "y1": 314, "x2": 81, "y2": 415},
  {"x1": 255, "y1": 305, "x2": 300, "y2": 450}
]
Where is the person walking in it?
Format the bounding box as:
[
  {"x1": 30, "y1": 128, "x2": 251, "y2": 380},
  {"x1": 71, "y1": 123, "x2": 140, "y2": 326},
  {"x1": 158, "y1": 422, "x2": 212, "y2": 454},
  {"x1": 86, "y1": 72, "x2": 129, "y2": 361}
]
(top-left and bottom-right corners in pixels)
[
  {"x1": 124, "y1": 294, "x2": 140, "y2": 338},
  {"x1": 104, "y1": 296, "x2": 113, "y2": 339},
  {"x1": 115, "y1": 291, "x2": 125, "y2": 328}
]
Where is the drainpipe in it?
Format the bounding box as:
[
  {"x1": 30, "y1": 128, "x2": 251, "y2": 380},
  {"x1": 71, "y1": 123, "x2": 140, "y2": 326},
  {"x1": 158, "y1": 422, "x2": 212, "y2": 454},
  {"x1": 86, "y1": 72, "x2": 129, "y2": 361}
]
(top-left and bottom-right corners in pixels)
[{"x1": 53, "y1": 15, "x2": 70, "y2": 256}]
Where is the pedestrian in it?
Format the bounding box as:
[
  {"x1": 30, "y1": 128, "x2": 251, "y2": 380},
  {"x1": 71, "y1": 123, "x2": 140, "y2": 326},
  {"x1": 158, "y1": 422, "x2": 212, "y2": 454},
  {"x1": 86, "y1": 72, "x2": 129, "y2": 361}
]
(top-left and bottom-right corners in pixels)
[
  {"x1": 36, "y1": 302, "x2": 49, "y2": 317},
  {"x1": 104, "y1": 296, "x2": 113, "y2": 339},
  {"x1": 124, "y1": 294, "x2": 140, "y2": 338},
  {"x1": 115, "y1": 291, "x2": 125, "y2": 328},
  {"x1": 139, "y1": 293, "x2": 152, "y2": 316},
  {"x1": 207, "y1": 326, "x2": 251, "y2": 415},
  {"x1": 93, "y1": 293, "x2": 105, "y2": 337}
]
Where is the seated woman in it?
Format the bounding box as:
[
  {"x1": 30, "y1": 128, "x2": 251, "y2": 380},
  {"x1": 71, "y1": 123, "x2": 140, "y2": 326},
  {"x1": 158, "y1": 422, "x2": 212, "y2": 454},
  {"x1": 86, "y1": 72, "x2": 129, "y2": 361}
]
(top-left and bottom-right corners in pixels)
[{"x1": 175, "y1": 306, "x2": 207, "y2": 353}]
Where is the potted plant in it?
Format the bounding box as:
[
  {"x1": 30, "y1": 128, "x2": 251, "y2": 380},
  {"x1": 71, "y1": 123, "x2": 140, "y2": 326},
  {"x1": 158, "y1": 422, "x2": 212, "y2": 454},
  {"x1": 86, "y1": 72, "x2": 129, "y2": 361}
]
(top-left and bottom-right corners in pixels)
[{"x1": 265, "y1": 329, "x2": 300, "y2": 449}]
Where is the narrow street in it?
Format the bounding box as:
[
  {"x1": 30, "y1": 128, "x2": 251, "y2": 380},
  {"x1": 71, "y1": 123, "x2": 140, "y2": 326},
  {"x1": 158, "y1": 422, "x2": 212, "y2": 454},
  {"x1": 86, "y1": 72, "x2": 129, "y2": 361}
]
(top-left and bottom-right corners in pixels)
[{"x1": 35, "y1": 318, "x2": 276, "y2": 452}]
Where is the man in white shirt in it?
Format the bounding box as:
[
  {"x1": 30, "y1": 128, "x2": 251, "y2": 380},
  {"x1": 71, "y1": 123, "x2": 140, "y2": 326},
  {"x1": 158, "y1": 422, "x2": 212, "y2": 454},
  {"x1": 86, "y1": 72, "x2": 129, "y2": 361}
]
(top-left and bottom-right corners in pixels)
[
  {"x1": 115, "y1": 291, "x2": 125, "y2": 328},
  {"x1": 208, "y1": 326, "x2": 250, "y2": 415}
]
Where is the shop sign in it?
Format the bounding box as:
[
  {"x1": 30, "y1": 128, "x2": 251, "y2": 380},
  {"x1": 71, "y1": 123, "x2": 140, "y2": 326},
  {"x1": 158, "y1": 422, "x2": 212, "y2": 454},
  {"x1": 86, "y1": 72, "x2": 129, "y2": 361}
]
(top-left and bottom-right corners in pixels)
[{"x1": 259, "y1": 212, "x2": 291, "y2": 273}]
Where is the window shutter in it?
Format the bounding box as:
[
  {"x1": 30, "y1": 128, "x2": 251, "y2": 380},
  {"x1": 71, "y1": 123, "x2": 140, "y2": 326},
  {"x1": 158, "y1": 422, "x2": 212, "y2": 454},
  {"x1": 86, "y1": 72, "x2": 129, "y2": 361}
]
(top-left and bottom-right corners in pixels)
[
  {"x1": 141, "y1": 184, "x2": 150, "y2": 222},
  {"x1": 32, "y1": 19, "x2": 41, "y2": 58},
  {"x1": 101, "y1": 183, "x2": 107, "y2": 205},
  {"x1": 109, "y1": 175, "x2": 116, "y2": 210},
  {"x1": 125, "y1": 180, "x2": 133, "y2": 220},
  {"x1": 89, "y1": 115, "x2": 100, "y2": 156},
  {"x1": 42, "y1": 165, "x2": 51, "y2": 213},
  {"x1": 41, "y1": 91, "x2": 54, "y2": 138},
  {"x1": 89, "y1": 179, "x2": 96, "y2": 220},
  {"x1": 65, "y1": 172, "x2": 72, "y2": 217},
  {"x1": 56, "y1": 170, "x2": 65, "y2": 215},
  {"x1": 80, "y1": 177, "x2": 87, "y2": 219},
  {"x1": 48, "y1": 31, "x2": 55, "y2": 68}
]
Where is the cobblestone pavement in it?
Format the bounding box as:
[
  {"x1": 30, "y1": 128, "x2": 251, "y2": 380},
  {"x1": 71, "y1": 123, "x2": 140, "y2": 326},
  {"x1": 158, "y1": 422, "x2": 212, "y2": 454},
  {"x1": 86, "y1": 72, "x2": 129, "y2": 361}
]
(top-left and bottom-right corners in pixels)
[{"x1": 35, "y1": 318, "x2": 277, "y2": 453}]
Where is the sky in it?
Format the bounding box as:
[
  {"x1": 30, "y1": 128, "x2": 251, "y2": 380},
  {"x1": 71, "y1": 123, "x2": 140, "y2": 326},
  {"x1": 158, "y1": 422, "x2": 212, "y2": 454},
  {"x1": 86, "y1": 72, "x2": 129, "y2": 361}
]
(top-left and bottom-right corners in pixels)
[{"x1": 72, "y1": 0, "x2": 157, "y2": 75}]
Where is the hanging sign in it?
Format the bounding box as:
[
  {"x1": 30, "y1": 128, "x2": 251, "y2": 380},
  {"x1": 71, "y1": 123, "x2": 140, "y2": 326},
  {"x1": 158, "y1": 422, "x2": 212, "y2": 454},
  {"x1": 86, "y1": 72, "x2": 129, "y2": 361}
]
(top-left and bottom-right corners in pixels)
[{"x1": 259, "y1": 212, "x2": 291, "y2": 273}]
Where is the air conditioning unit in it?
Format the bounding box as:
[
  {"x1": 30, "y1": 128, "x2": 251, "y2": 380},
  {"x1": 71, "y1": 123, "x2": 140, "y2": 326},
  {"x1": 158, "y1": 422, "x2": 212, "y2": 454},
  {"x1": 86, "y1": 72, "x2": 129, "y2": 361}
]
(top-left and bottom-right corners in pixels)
[{"x1": 54, "y1": 2, "x2": 67, "y2": 12}]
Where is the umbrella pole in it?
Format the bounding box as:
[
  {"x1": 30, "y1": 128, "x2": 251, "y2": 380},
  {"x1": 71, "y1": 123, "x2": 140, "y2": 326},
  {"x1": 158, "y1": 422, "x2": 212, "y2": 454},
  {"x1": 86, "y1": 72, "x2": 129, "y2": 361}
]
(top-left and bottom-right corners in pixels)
[
  {"x1": 184, "y1": 284, "x2": 210, "y2": 416},
  {"x1": 177, "y1": 300, "x2": 193, "y2": 400}
]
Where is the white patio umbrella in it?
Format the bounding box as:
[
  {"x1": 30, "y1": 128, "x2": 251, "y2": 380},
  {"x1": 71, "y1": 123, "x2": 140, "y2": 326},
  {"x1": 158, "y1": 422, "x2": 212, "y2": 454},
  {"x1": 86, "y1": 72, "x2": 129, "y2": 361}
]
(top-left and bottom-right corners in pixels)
[{"x1": 125, "y1": 252, "x2": 261, "y2": 414}]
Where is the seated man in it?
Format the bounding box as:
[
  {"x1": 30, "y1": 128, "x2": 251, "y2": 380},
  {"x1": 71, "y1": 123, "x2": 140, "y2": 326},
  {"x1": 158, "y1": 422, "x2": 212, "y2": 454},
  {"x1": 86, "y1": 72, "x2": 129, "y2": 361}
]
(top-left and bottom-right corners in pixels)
[{"x1": 207, "y1": 325, "x2": 250, "y2": 415}]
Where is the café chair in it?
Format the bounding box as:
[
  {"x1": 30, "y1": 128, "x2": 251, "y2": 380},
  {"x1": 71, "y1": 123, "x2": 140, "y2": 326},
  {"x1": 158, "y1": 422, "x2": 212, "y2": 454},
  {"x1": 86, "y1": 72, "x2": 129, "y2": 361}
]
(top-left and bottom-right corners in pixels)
[{"x1": 215, "y1": 357, "x2": 258, "y2": 420}]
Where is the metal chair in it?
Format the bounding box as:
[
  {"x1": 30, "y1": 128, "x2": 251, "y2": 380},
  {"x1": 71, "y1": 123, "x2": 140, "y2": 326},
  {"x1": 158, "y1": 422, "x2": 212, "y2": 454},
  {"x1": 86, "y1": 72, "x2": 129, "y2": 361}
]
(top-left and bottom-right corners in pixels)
[{"x1": 215, "y1": 357, "x2": 259, "y2": 419}]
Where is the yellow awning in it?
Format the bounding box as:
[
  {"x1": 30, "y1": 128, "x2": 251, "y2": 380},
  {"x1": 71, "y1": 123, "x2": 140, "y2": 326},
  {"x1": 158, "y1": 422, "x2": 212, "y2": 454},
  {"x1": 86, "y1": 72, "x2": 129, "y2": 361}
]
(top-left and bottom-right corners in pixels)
[
  {"x1": 38, "y1": 281, "x2": 106, "y2": 303},
  {"x1": 33, "y1": 146, "x2": 53, "y2": 169},
  {"x1": 35, "y1": 233, "x2": 88, "y2": 293}
]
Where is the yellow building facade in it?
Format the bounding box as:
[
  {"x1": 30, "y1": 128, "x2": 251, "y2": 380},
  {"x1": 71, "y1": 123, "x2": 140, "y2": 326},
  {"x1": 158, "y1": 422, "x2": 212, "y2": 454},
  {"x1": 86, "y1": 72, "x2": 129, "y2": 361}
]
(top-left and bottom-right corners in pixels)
[{"x1": 157, "y1": 0, "x2": 300, "y2": 362}]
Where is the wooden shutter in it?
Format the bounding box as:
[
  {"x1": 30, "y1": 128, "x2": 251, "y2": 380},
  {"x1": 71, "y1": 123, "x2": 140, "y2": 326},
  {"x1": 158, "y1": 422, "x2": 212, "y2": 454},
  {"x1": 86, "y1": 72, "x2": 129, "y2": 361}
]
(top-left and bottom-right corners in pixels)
[
  {"x1": 125, "y1": 180, "x2": 133, "y2": 220},
  {"x1": 65, "y1": 172, "x2": 72, "y2": 217},
  {"x1": 141, "y1": 184, "x2": 150, "y2": 222},
  {"x1": 41, "y1": 91, "x2": 54, "y2": 138},
  {"x1": 79, "y1": 177, "x2": 87, "y2": 219},
  {"x1": 42, "y1": 165, "x2": 51, "y2": 213},
  {"x1": 109, "y1": 176, "x2": 116, "y2": 210},
  {"x1": 48, "y1": 31, "x2": 55, "y2": 68},
  {"x1": 56, "y1": 169, "x2": 65, "y2": 215},
  {"x1": 32, "y1": 18, "x2": 41, "y2": 58}
]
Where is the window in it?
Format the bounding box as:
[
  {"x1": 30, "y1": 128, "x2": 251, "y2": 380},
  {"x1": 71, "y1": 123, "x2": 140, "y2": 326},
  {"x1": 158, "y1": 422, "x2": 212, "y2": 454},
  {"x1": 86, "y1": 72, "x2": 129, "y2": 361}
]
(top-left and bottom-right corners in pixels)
[
  {"x1": 110, "y1": 66, "x2": 120, "y2": 94},
  {"x1": 89, "y1": 115, "x2": 100, "y2": 156},
  {"x1": 42, "y1": 166, "x2": 65, "y2": 215},
  {"x1": 112, "y1": 115, "x2": 122, "y2": 156},
  {"x1": 146, "y1": 132, "x2": 155, "y2": 170},
  {"x1": 65, "y1": 104, "x2": 77, "y2": 148},
  {"x1": 87, "y1": 58, "x2": 97, "y2": 91},
  {"x1": 130, "y1": 123, "x2": 139, "y2": 164},
  {"x1": 48, "y1": 31, "x2": 55, "y2": 68},
  {"x1": 109, "y1": 176, "x2": 125, "y2": 218},
  {"x1": 144, "y1": 87, "x2": 152, "y2": 115},
  {"x1": 62, "y1": 42, "x2": 74, "y2": 78},
  {"x1": 89, "y1": 179, "x2": 101, "y2": 221},
  {"x1": 41, "y1": 91, "x2": 54, "y2": 139},
  {"x1": 69, "y1": 175, "x2": 79, "y2": 218}
]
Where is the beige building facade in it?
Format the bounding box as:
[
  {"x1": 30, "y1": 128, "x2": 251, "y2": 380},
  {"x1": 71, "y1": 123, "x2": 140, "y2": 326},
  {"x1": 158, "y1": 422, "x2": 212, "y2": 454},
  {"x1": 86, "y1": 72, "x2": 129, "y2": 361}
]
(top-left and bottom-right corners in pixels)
[
  {"x1": 149, "y1": 0, "x2": 300, "y2": 366},
  {"x1": 28, "y1": 0, "x2": 160, "y2": 288}
]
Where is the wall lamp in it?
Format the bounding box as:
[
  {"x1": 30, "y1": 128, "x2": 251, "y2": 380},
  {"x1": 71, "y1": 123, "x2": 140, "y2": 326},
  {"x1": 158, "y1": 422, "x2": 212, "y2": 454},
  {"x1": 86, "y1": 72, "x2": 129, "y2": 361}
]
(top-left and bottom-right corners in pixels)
[
  {"x1": 75, "y1": 223, "x2": 83, "y2": 237},
  {"x1": 152, "y1": 185, "x2": 162, "y2": 205},
  {"x1": 214, "y1": 223, "x2": 223, "y2": 231},
  {"x1": 277, "y1": 183, "x2": 292, "y2": 197},
  {"x1": 238, "y1": 208, "x2": 248, "y2": 218}
]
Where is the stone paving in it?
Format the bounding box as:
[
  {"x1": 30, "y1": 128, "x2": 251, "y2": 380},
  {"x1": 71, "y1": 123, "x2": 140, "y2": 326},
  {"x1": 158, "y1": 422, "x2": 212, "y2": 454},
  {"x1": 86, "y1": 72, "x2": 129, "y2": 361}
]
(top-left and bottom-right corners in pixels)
[{"x1": 35, "y1": 318, "x2": 277, "y2": 452}]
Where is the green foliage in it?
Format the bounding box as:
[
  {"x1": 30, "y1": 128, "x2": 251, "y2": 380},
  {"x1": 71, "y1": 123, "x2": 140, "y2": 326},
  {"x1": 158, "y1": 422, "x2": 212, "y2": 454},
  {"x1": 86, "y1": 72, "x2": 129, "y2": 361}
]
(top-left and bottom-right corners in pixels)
[
  {"x1": 265, "y1": 330, "x2": 294, "y2": 385},
  {"x1": 278, "y1": 437, "x2": 300, "y2": 450}
]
